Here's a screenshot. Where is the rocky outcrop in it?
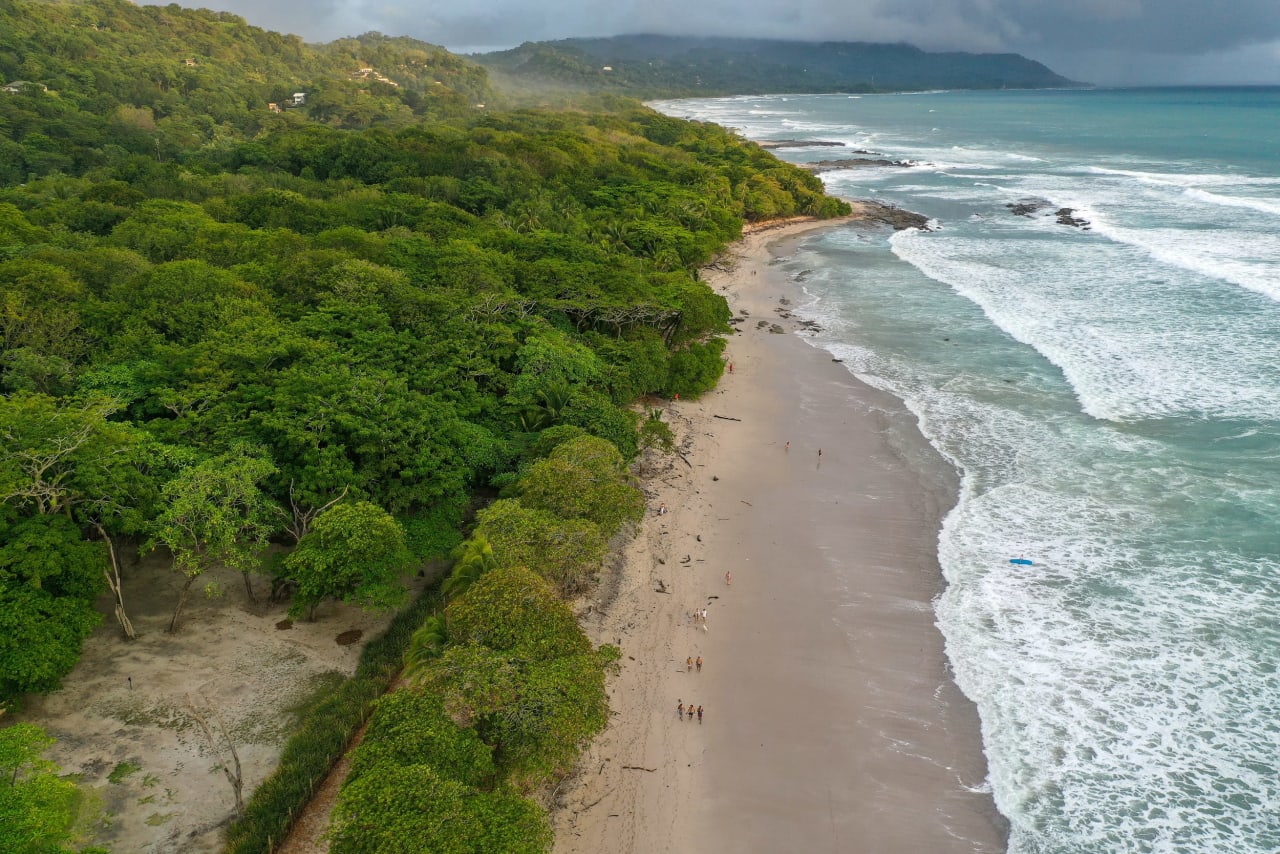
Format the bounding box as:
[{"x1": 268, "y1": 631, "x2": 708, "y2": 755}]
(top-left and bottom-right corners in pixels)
[
  {"x1": 802, "y1": 158, "x2": 917, "y2": 173},
  {"x1": 757, "y1": 139, "x2": 846, "y2": 149},
  {"x1": 1005, "y1": 198, "x2": 1090, "y2": 229},
  {"x1": 1006, "y1": 198, "x2": 1048, "y2": 217},
  {"x1": 1054, "y1": 208, "x2": 1090, "y2": 228},
  {"x1": 859, "y1": 200, "x2": 931, "y2": 231}
]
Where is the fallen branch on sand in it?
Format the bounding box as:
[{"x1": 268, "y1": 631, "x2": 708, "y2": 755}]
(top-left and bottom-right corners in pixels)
[
  {"x1": 676, "y1": 451, "x2": 693, "y2": 468},
  {"x1": 623, "y1": 766, "x2": 657, "y2": 772},
  {"x1": 740, "y1": 500, "x2": 753, "y2": 507},
  {"x1": 580, "y1": 791, "x2": 612, "y2": 812},
  {"x1": 713, "y1": 414, "x2": 742, "y2": 421}
]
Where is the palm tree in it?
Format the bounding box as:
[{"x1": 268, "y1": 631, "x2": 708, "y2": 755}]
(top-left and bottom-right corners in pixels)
[
  {"x1": 536, "y1": 382, "x2": 573, "y2": 423},
  {"x1": 403, "y1": 615, "x2": 448, "y2": 682},
  {"x1": 441, "y1": 534, "x2": 497, "y2": 601}
]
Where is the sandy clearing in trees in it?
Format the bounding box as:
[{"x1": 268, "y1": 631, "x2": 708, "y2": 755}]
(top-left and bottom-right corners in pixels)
[{"x1": 15, "y1": 550, "x2": 424, "y2": 854}]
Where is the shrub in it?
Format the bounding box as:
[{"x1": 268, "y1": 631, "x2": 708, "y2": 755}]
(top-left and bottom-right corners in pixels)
[
  {"x1": 328, "y1": 764, "x2": 551, "y2": 854},
  {"x1": 664, "y1": 337, "x2": 726, "y2": 398},
  {"x1": 346, "y1": 691, "x2": 495, "y2": 789}
]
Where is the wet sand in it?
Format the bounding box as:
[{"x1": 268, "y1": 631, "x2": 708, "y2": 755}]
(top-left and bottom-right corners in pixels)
[{"x1": 553, "y1": 217, "x2": 1006, "y2": 853}]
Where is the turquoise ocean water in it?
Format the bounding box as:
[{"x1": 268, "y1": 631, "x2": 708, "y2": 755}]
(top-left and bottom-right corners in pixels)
[{"x1": 657, "y1": 89, "x2": 1280, "y2": 852}]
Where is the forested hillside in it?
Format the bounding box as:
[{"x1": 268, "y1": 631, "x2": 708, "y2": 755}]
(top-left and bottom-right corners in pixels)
[
  {"x1": 0, "y1": 2, "x2": 849, "y2": 851},
  {"x1": 478, "y1": 34, "x2": 1080, "y2": 97},
  {"x1": 0, "y1": 0, "x2": 491, "y2": 183}
]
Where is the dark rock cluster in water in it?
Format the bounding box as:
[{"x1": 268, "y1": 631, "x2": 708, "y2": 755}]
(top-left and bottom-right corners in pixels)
[
  {"x1": 862, "y1": 201, "x2": 931, "y2": 231},
  {"x1": 757, "y1": 139, "x2": 847, "y2": 149},
  {"x1": 1005, "y1": 198, "x2": 1091, "y2": 229},
  {"x1": 1006, "y1": 198, "x2": 1048, "y2": 217},
  {"x1": 1054, "y1": 208, "x2": 1091, "y2": 229},
  {"x1": 802, "y1": 158, "x2": 918, "y2": 173}
]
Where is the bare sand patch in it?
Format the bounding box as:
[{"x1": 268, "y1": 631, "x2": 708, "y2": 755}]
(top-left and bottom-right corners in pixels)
[{"x1": 15, "y1": 550, "x2": 423, "y2": 853}]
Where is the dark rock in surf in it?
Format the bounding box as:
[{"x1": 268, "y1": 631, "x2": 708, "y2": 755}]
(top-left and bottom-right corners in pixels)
[{"x1": 1054, "y1": 207, "x2": 1090, "y2": 228}]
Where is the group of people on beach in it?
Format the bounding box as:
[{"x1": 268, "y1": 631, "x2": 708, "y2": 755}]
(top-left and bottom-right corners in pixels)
[{"x1": 677, "y1": 700, "x2": 704, "y2": 724}]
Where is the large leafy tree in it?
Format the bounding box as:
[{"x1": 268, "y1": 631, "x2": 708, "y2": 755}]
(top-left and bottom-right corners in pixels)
[
  {"x1": 474, "y1": 500, "x2": 607, "y2": 596},
  {"x1": 0, "y1": 516, "x2": 104, "y2": 705},
  {"x1": 515, "y1": 435, "x2": 644, "y2": 536},
  {"x1": 0, "y1": 394, "x2": 126, "y2": 518},
  {"x1": 145, "y1": 447, "x2": 279, "y2": 631},
  {"x1": 282, "y1": 500, "x2": 410, "y2": 619},
  {"x1": 0, "y1": 392, "x2": 143, "y2": 668}
]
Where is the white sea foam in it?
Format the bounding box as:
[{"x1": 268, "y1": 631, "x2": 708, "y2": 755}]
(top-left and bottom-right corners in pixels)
[
  {"x1": 888, "y1": 228, "x2": 1280, "y2": 422},
  {"x1": 1182, "y1": 187, "x2": 1280, "y2": 217},
  {"x1": 1089, "y1": 166, "x2": 1280, "y2": 188}
]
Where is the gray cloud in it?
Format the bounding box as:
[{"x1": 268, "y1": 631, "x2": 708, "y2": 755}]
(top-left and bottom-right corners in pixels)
[{"x1": 165, "y1": 1, "x2": 1280, "y2": 84}]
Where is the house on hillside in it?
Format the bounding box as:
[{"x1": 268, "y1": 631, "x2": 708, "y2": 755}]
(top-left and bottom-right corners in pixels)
[
  {"x1": 267, "y1": 102, "x2": 282, "y2": 113},
  {"x1": 2, "y1": 80, "x2": 48, "y2": 94},
  {"x1": 291, "y1": 92, "x2": 306, "y2": 106},
  {"x1": 183, "y1": 58, "x2": 198, "y2": 67}
]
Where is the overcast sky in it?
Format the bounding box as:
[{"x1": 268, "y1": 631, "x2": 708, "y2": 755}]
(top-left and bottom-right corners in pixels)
[{"x1": 175, "y1": 1, "x2": 1280, "y2": 85}]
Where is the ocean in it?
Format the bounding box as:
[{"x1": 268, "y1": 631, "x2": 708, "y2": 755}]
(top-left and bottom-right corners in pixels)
[{"x1": 656, "y1": 88, "x2": 1280, "y2": 852}]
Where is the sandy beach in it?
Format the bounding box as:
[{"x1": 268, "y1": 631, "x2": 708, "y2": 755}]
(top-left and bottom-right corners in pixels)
[{"x1": 553, "y1": 215, "x2": 1006, "y2": 853}]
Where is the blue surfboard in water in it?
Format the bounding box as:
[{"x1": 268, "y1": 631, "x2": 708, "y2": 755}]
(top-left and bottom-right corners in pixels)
[{"x1": 1010, "y1": 558, "x2": 1034, "y2": 566}]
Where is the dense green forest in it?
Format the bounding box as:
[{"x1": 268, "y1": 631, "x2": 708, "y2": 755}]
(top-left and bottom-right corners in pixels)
[
  {"x1": 477, "y1": 34, "x2": 1080, "y2": 99},
  {"x1": 0, "y1": 1, "x2": 849, "y2": 851}
]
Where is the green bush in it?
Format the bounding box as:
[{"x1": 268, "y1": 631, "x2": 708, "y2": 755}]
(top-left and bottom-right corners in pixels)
[
  {"x1": 474, "y1": 500, "x2": 608, "y2": 596},
  {"x1": 346, "y1": 691, "x2": 495, "y2": 789},
  {"x1": 516, "y1": 436, "x2": 644, "y2": 536},
  {"x1": 560, "y1": 390, "x2": 640, "y2": 459},
  {"x1": 664, "y1": 337, "x2": 727, "y2": 398},
  {"x1": 400, "y1": 500, "x2": 466, "y2": 562},
  {"x1": 328, "y1": 764, "x2": 551, "y2": 854}
]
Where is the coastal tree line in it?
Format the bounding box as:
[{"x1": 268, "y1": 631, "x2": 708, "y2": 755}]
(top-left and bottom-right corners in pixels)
[{"x1": 0, "y1": 1, "x2": 848, "y2": 850}]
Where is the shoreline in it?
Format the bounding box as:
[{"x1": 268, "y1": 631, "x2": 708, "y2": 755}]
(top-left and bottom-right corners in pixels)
[{"x1": 552, "y1": 217, "x2": 1006, "y2": 851}]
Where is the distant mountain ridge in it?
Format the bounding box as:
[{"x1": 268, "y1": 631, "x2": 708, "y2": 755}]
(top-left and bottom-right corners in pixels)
[{"x1": 477, "y1": 34, "x2": 1080, "y2": 96}]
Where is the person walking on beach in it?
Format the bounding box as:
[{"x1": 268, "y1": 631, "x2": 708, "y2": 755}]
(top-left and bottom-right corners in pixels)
[
  {"x1": 696, "y1": 656, "x2": 703, "y2": 672},
  {"x1": 688, "y1": 705, "x2": 695, "y2": 721},
  {"x1": 687, "y1": 656, "x2": 693, "y2": 672},
  {"x1": 785, "y1": 441, "x2": 790, "y2": 452},
  {"x1": 678, "y1": 700, "x2": 684, "y2": 719},
  {"x1": 728, "y1": 362, "x2": 734, "y2": 373},
  {"x1": 658, "y1": 502, "x2": 667, "y2": 516},
  {"x1": 725, "y1": 570, "x2": 733, "y2": 586},
  {"x1": 697, "y1": 705, "x2": 703, "y2": 724}
]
